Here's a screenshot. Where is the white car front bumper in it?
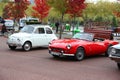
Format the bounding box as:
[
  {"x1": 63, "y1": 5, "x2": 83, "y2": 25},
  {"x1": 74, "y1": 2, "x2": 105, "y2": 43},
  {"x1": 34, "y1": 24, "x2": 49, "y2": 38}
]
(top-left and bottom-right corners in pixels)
[{"x1": 7, "y1": 37, "x2": 23, "y2": 47}]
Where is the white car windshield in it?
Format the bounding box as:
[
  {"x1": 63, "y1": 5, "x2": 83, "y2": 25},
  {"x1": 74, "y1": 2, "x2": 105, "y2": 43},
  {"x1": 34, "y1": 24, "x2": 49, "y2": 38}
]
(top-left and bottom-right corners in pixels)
[
  {"x1": 73, "y1": 33, "x2": 94, "y2": 41},
  {"x1": 20, "y1": 26, "x2": 34, "y2": 33}
]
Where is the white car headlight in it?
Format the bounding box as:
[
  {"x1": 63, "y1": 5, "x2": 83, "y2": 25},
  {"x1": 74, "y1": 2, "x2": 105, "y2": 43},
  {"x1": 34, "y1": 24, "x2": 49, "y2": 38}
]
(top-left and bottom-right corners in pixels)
[
  {"x1": 16, "y1": 37, "x2": 23, "y2": 42},
  {"x1": 66, "y1": 44, "x2": 71, "y2": 49},
  {"x1": 17, "y1": 38, "x2": 21, "y2": 42},
  {"x1": 110, "y1": 48, "x2": 116, "y2": 54}
]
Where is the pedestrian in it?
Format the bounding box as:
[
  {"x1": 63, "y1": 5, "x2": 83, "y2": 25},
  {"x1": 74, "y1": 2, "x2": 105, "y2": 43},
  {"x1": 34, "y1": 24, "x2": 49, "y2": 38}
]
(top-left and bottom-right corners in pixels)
[
  {"x1": 55, "y1": 21, "x2": 59, "y2": 33},
  {"x1": 1, "y1": 24, "x2": 7, "y2": 35}
]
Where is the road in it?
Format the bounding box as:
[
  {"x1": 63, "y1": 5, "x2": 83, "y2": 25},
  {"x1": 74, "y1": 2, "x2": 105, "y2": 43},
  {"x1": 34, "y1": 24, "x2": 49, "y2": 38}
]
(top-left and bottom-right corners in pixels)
[{"x1": 0, "y1": 36, "x2": 120, "y2": 80}]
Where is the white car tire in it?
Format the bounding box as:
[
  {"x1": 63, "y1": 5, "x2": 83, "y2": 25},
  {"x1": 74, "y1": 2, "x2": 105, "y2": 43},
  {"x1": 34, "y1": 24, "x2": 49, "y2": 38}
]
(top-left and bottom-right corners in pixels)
[
  {"x1": 22, "y1": 42, "x2": 31, "y2": 51},
  {"x1": 9, "y1": 45, "x2": 16, "y2": 50}
]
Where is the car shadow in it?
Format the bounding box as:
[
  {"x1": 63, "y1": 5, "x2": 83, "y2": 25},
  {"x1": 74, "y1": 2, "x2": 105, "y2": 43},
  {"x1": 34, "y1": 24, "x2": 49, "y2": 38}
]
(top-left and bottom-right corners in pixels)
[
  {"x1": 7, "y1": 47, "x2": 48, "y2": 52},
  {"x1": 49, "y1": 54, "x2": 106, "y2": 62}
]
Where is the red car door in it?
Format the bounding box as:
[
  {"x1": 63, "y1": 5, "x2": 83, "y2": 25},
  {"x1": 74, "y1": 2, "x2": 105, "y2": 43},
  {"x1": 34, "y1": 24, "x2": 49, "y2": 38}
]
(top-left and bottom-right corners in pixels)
[{"x1": 85, "y1": 41, "x2": 106, "y2": 56}]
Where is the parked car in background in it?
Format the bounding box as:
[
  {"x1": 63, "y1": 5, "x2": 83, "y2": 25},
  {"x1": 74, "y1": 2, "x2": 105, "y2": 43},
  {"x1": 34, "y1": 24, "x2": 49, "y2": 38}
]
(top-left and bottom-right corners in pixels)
[
  {"x1": 19, "y1": 18, "x2": 26, "y2": 29},
  {"x1": 7, "y1": 24, "x2": 58, "y2": 51},
  {"x1": 49, "y1": 32, "x2": 119, "y2": 61},
  {"x1": 4, "y1": 19, "x2": 14, "y2": 31},
  {"x1": 19, "y1": 17, "x2": 39, "y2": 29},
  {"x1": 109, "y1": 44, "x2": 120, "y2": 69}
]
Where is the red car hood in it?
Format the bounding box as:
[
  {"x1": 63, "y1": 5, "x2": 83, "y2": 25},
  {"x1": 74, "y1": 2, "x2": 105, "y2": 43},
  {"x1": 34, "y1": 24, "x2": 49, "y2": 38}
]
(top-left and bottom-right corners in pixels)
[{"x1": 50, "y1": 39, "x2": 88, "y2": 48}]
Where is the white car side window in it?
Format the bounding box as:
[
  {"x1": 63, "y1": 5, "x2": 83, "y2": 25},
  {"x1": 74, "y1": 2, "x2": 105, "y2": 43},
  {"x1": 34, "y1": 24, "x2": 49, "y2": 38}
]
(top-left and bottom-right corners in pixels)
[
  {"x1": 38, "y1": 28, "x2": 45, "y2": 34},
  {"x1": 46, "y1": 28, "x2": 52, "y2": 34},
  {"x1": 35, "y1": 29, "x2": 39, "y2": 34}
]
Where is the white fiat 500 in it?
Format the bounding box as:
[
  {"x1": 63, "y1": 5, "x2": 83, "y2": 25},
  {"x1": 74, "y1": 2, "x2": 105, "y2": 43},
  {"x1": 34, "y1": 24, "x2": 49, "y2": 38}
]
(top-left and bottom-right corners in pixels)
[{"x1": 7, "y1": 25, "x2": 58, "y2": 51}]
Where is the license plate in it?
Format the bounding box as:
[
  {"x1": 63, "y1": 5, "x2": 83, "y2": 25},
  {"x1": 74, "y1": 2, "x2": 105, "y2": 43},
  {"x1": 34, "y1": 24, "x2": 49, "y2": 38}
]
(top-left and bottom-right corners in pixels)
[{"x1": 51, "y1": 52, "x2": 61, "y2": 56}]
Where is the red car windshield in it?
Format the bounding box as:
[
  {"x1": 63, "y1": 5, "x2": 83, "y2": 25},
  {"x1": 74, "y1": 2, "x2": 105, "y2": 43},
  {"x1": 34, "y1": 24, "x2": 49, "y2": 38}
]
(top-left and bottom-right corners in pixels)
[{"x1": 72, "y1": 33, "x2": 94, "y2": 41}]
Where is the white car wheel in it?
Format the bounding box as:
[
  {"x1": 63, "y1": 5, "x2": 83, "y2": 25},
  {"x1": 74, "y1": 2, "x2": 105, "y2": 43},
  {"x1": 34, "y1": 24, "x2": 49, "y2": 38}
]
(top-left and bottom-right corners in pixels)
[{"x1": 22, "y1": 42, "x2": 31, "y2": 51}]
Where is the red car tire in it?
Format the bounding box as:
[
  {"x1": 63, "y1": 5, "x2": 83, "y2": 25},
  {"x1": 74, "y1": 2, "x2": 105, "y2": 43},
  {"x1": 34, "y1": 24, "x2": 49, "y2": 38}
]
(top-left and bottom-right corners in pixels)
[{"x1": 74, "y1": 47, "x2": 85, "y2": 61}]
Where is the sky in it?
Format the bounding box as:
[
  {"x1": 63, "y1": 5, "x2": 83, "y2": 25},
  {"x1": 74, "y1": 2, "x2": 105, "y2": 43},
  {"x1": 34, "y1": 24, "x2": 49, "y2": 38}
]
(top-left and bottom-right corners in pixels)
[{"x1": 29, "y1": 0, "x2": 34, "y2": 4}]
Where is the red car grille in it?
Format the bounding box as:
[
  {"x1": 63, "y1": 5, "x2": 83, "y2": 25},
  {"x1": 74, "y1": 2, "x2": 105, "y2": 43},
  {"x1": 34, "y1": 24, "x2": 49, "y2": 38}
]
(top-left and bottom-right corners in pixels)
[{"x1": 51, "y1": 47, "x2": 63, "y2": 52}]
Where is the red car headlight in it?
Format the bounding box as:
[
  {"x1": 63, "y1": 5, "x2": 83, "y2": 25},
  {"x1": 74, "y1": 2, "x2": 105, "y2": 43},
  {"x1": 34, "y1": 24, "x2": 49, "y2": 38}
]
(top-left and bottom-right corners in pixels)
[{"x1": 66, "y1": 44, "x2": 71, "y2": 49}]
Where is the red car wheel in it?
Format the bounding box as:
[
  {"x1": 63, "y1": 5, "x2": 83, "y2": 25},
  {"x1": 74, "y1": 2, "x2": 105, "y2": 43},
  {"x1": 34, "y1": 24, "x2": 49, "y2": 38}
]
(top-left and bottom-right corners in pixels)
[{"x1": 75, "y1": 47, "x2": 85, "y2": 61}]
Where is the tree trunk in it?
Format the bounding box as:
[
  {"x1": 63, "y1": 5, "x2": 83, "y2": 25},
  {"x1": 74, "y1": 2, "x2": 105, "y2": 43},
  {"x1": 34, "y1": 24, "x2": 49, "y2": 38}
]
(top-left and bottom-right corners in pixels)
[{"x1": 59, "y1": 13, "x2": 64, "y2": 39}]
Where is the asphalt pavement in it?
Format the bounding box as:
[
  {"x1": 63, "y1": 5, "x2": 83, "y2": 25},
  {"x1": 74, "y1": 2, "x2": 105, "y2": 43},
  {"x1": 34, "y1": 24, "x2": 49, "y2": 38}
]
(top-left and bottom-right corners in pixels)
[{"x1": 0, "y1": 37, "x2": 120, "y2": 80}]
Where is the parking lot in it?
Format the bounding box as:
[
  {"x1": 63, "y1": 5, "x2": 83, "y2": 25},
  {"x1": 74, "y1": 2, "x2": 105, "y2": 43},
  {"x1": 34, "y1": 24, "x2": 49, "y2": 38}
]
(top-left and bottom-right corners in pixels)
[{"x1": 0, "y1": 36, "x2": 119, "y2": 80}]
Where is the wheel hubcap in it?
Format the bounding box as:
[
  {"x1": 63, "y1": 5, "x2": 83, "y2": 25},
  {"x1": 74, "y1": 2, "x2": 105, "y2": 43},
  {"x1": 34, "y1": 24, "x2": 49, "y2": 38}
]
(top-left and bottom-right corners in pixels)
[
  {"x1": 77, "y1": 52, "x2": 83, "y2": 59},
  {"x1": 24, "y1": 44, "x2": 30, "y2": 51}
]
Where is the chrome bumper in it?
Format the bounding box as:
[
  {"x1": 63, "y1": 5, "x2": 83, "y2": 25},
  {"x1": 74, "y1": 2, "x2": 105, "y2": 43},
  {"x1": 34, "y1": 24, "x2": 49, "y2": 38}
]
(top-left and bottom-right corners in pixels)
[
  {"x1": 49, "y1": 50, "x2": 74, "y2": 57},
  {"x1": 109, "y1": 55, "x2": 120, "y2": 62},
  {"x1": 7, "y1": 42, "x2": 22, "y2": 47}
]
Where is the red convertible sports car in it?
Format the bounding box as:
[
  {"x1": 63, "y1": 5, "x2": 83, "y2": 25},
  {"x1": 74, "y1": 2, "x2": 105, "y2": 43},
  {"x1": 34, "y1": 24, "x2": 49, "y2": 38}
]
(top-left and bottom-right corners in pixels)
[{"x1": 48, "y1": 32, "x2": 119, "y2": 61}]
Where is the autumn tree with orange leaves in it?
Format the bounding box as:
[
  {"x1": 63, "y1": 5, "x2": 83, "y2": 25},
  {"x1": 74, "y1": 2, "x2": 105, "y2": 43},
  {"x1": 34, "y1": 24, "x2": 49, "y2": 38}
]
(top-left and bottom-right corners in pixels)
[
  {"x1": 66, "y1": 0, "x2": 86, "y2": 33},
  {"x1": 2, "y1": 0, "x2": 29, "y2": 21},
  {"x1": 2, "y1": 2, "x2": 13, "y2": 19},
  {"x1": 66, "y1": 0, "x2": 86, "y2": 18},
  {"x1": 14, "y1": 0, "x2": 29, "y2": 21},
  {"x1": 32, "y1": 0, "x2": 50, "y2": 22}
]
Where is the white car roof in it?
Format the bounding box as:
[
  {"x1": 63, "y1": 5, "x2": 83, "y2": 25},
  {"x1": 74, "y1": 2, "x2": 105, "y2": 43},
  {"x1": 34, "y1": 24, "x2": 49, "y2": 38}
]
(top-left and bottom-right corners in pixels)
[{"x1": 25, "y1": 25, "x2": 51, "y2": 28}]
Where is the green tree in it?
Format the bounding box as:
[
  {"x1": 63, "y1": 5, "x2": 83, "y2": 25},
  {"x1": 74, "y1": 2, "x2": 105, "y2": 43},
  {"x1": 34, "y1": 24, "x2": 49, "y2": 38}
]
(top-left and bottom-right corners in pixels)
[
  {"x1": 112, "y1": 2, "x2": 120, "y2": 21},
  {"x1": 1, "y1": 0, "x2": 9, "y2": 3},
  {"x1": 112, "y1": 16, "x2": 118, "y2": 27},
  {"x1": 47, "y1": 0, "x2": 68, "y2": 39},
  {"x1": 0, "y1": 2, "x2": 6, "y2": 16},
  {"x1": 83, "y1": 1, "x2": 115, "y2": 21},
  {"x1": 25, "y1": 5, "x2": 34, "y2": 17}
]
